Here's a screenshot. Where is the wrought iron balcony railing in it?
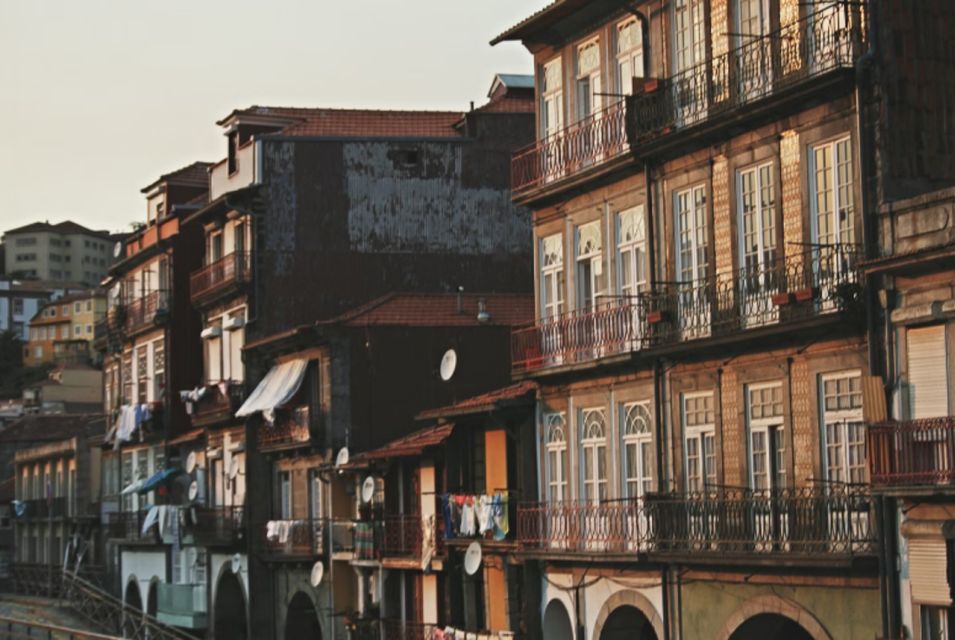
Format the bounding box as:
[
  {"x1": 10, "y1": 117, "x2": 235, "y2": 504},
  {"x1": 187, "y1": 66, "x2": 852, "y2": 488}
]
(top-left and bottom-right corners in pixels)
[
  {"x1": 16, "y1": 497, "x2": 68, "y2": 519},
  {"x1": 381, "y1": 514, "x2": 423, "y2": 558},
  {"x1": 511, "y1": 99, "x2": 628, "y2": 194},
  {"x1": 190, "y1": 252, "x2": 252, "y2": 304},
  {"x1": 517, "y1": 486, "x2": 874, "y2": 559},
  {"x1": 380, "y1": 619, "x2": 436, "y2": 640},
  {"x1": 192, "y1": 506, "x2": 245, "y2": 546},
  {"x1": 512, "y1": 245, "x2": 860, "y2": 374},
  {"x1": 124, "y1": 290, "x2": 170, "y2": 335},
  {"x1": 631, "y1": 5, "x2": 866, "y2": 144},
  {"x1": 257, "y1": 405, "x2": 312, "y2": 452},
  {"x1": 190, "y1": 381, "x2": 245, "y2": 427},
  {"x1": 869, "y1": 417, "x2": 955, "y2": 487},
  {"x1": 107, "y1": 511, "x2": 154, "y2": 542},
  {"x1": 258, "y1": 518, "x2": 324, "y2": 557}
]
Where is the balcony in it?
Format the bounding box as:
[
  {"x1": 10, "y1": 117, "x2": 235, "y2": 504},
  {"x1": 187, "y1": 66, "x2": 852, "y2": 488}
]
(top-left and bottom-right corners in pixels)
[
  {"x1": 190, "y1": 252, "x2": 252, "y2": 306},
  {"x1": 123, "y1": 290, "x2": 170, "y2": 335},
  {"x1": 869, "y1": 417, "x2": 955, "y2": 489},
  {"x1": 156, "y1": 583, "x2": 208, "y2": 629},
  {"x1": 191, "y1": 381, "x2": 245, "y2": 428},
  {"x1": 257, "y1": 405, "x2": 313, "y2": 452},
  {"x1": 512, "y1": 245, "x2": 860, "y2": 374},
  {"x1": 258, "y1": 518, "x2": 323, "y2": 558},
  {"x1": 106, "y1": 511, "x2": 155, "y2": 542},
  {"x1": 380, "y1": 619, "x2": 435, "y2": 640},
  {"x1": 381, "y1": 515, "x2": 423, "y2": 559},
  {"x1": 517, "y1": 487, "x2": 875, "y2": 562},
  {"x1": 17, "y1": 497, "x2": 68, "y2": 520},
  {"x1": 511, "y1": 99, "x2": 629, "y2": 196},
  {"x1": 630, "y1": 6, "x2": 865, "y2": 153},
  {"x1": 193, "y1": 506, "x2": 245, "y2": 547}
]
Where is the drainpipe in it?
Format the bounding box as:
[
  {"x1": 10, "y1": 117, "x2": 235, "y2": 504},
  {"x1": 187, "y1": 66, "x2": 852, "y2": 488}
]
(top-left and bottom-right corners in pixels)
[{"x1": 645, "y1": 162, "x2": 657, "y2": 288}]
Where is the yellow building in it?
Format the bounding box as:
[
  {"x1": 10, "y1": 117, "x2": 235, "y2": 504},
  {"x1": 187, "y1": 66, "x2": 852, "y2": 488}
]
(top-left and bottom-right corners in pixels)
[{"x1": 24, "y1": 290, "x2": 106, "y2": 367}]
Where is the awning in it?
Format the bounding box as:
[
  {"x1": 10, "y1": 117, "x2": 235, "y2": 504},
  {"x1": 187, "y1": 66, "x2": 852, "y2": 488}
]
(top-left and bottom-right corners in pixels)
[
  {"x1": 235, "y1": 358, "x2": 308, "y2": 421},
  {"x1": 364, "y1": 423, "x2": 455, "y2": 461},
  {"x1": 138, "y1": 468, "x2": 181, "y2": 495}
]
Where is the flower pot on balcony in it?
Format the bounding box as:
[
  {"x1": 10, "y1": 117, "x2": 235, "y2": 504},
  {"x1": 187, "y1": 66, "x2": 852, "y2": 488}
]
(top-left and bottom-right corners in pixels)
[
  {"x1": 772, "y1": 292, "x2": 794, "y2": 306},
  {"x1": 647, "y1": 310, "x2": 668, "y2": 325},
  {"x1": 793, "y1": 287, "x2": 819, "y2": 303}
]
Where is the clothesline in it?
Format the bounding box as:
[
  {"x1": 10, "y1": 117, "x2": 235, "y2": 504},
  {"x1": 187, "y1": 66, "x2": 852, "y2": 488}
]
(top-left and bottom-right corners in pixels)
[{"x1": 439, "y1": 493, "x2": 509, "y2": 541}]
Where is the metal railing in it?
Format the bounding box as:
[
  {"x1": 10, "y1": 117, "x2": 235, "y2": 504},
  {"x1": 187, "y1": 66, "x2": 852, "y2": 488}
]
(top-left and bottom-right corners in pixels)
[
  {"x1": 106, "y1": 512, "x2": 154, "y2": 542},
  {"x1": 517, "y1": 486, "x2": 875, "y2": 557},
  {"x1": 189, "y1": 252, "x2": 251, "y2": 303},
  {"x1": 380, "y1": 619, "x2": 435, "y2": 640},
  {"x1": 381, "y1": 515, "x2": 423, "y2": 558},
  {"x1": 190, "y1": 381, "x2": 245, "y2": 427},
  {"x1": 16, "y1": 497, "x2": 69, "y2": 519},
  {"x1": 511, "y1": 100, "x2": 628, "y2": 194},
  {"x1": 192, "y1": 506, "x2": 244, "y2": 546},
  {"x1": 258, "y1": 518, "x2": 323, "y2": 557},
  {"x1": 631, "y1": 5, "x2": 866, "y2": 142},
  {"x1": 123, "y1": 290, "x2": 170, "y2": 335},
  {"x1": 155, "y1": 583, "x2": 206, "y2": 628},
  {"x1": 257, "y1": 405, "x2": 312, "y2": 451},
  {"x1": 513, "y1": 245, "x2": 860, "y2": 373},
  {"x1": 869, "y1": 417, "x2": 955, "y2": 487},
  {"x1": 0, "y1": 616, "x2": 120, "y2": 640}
]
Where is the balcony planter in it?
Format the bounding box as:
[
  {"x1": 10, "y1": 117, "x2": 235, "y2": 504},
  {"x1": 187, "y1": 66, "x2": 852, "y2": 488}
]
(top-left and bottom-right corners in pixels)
[
  {"x1": 771, "y1": 292, "x2": 794, "y2": 306},
  {"x1": 647, "y1": 310, "x2": 668, "y2": 325},
  {"x1": 792, "y1": 287, "x2": 819, "y2": 303}
]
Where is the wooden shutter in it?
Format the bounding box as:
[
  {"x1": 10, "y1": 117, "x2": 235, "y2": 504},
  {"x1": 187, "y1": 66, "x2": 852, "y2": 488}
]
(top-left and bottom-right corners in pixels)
[
  {"x1": 909, "y1": 538, "x2": 952, "y2": 606},
  {"x1": 907, "y1": 326, "x2": 949, "y2": 419}
]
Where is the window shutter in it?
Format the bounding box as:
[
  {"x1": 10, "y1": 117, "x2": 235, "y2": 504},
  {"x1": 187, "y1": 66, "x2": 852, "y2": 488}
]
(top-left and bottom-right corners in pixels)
[
  {"x1": 907, "y1": 326, "x2": 949, "y2": 419},
  {"x1": 909, "y1": 538, "x2": 952, "y2": 606}
]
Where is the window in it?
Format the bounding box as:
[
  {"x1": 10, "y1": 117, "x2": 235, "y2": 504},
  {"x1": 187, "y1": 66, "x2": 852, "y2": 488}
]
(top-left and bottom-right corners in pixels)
[
  {"x1": 541, "y1": 58, "x2": 564, "y2": 138},
  {"x1": 544, "y1": 413, "x2": 568, "y2": 502},
  {"x1": 575, "y1": 221, "x2": 604, "y2": 311},
  {"x1": 49, "y1": 253, "x2": 62, "y2": 262},
  {"x1": 16, "y1": 253, "x2": 37, "y2": 262},
  {"x1": 747, "y1": 383, "x2": 786, "y2": 490},
  {"x1": 821, "y1": 371, "x2": 865, "y2": 484},
  {"x1": 74, "y1": 302, "x2": 81, "y2": 313},
  {"x1": 86, "y1": 301, "x2": 92, "y2": 312},
  {"x1": 14, "y1": 237, "x2": 37, "y2": 246},
  {"x1": 616, "y1": 18, "x2": 644, "y2": 95},
  {"x1": 738, "y1": 163, "x2": 777, "y2": 276},
  {"x1": 136, "y1": 345, "x2": 148, "y2": 404},
  {"x1": 576, "y1": 39, "x2": 602, "y2": 120},
  {"x1": 621, "y1": 402, "x2": 653, "y2": 497},
  {"x1": 579, "y1": 407, "x2": 608, "y2": 502},
  {"x1": 152, "y1": 341, "x2": 165, "y2": 402},
  {"x1": 74, "y1": 325, "x2": 82, "y2": 336},
  {"x1": 674, "y1": 185, "x2": 708, "y2": 284},
  {"x1": 86, "y1": 324, "x2": 93, "y2": 335},
  {"x1": 673, "y1": 0, "x2": 706, "y2": 73},
  {"x1": 810, "y1": 136, "x2": 855, "y2": 247},
  {"x1": 309, "y1": 470, "x2": 324, "y2": 521},
  {"x1": 209, "y1": 232, "x2": 224, "y2": 264},
  {"x1": 156, "y1": 202, "x2": 165, "y2": 219},
  {"x1": 683, "y1": 392, "x2": 716, "y2": 491},
  {"x1": 12, "y1": 298, "x2": 23, "y2": 314},
  {"x1": 539, "y1": 234, "x2": 565, "y2": 319},
  {"x1": 206, "y1": 320, "x2": 223, "y2": 383},
  {"x1": 278, "y1": 471, "x2": 292, "y2": 519},
  {"x1": 906, "y1": 325, "x2": 949, "y2": 419},
  {"x1": 234, "y1": 221, "x2": 246, "y2": 256},
  {"x1": 616, "y1": 206, "x2": 647, "y2": 298},
  {"x1": 61, "y1": 305, "x2": 69, "y2": 316},
  {"x1": 34, "y1": 346, "x2": 42, "y2": 359},
  {"x1": 921, "y1": 605, "x2": 950, "y2": 640}
]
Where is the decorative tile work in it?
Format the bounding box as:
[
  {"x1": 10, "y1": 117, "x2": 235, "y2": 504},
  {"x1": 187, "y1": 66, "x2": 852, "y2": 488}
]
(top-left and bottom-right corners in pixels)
[
  {"x1": 791, "y1": 358, "x2": 815, "y2": 487},
  {"x1": 720, "y1": 369, "x2": 742, "y2": 486},
  {"x1": 780, "y1": 131, "x2": 803, "y2": 271},
  {"x1": 711, "y1": 0, "x2": 729, "y2": 59},
  {"x1": 712, "y1": 155, "x2": 733, "y2": 311}
]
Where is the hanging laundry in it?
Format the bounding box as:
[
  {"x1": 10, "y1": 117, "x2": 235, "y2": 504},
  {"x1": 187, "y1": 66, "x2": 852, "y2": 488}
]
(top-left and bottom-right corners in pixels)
[
  {"x1": 459, "y1": 497, "x2": 477, "y2": 536},
  {"x1": 492, "y1": 494, "x2": 509, "y2": 541},
  {"x1": 440, "y1": 495, "x2": 455, "y2": 540},
  {"x1": 476, "y1": 495, "x2": 492, "y2": 534}
]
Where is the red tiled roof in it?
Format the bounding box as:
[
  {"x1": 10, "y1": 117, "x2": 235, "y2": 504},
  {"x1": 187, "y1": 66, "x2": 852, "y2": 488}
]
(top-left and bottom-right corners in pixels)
[
  {"x1": 168, "y1": 428, "x2": 205, "y2": 446},
  {"x1": 474, "y1": 96, "x2": 536, "y2": 114},
  {"x1": 222, "y1": 106, "x2": 466, "y2": 139},
  {"x1": 362, "y1": 422, "x2": 455, "y2": 460},
  {"x1": 418, "y1": 381, "x2": 537, "y2": 420},
  {"x1": 141, "y1": 161, "x2": 212, "y2": 193},
  {"x1": 333, "y1": 292, "x2": 534, "y2": 328},
  {"x1": 0, "y1": 414, "x2": 105, "y2": 443},
  {"x1": 2, "y1": 220, "x2": 109, "y2": 238}
]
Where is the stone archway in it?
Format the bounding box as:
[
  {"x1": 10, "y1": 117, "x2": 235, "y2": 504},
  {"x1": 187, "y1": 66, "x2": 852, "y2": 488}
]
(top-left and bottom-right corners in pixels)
[
  {"x1": 543, "y1": 598, "x2": 574, "y2": 640},
  {"x1": 592, "y1": 590, "x2": 664, "y2": 640},
  {"x1": 214, "y1": 568, "x2": 248, "y2": 640},
  {"x1": 716, "y1": 595, "x2": 832, "y2": 640},
  {"x1": 729, "y1": 613, "x2": 814, "y2": 639},
  {"x1": 123, "y1": 578, "x2": 143, "y2": 637},
  {"x1": 147, "y1": 578, "x2": 158, "y2": 618},
  {"x1": 285, "y1": 591, "x2": 322, "y2": 640}
]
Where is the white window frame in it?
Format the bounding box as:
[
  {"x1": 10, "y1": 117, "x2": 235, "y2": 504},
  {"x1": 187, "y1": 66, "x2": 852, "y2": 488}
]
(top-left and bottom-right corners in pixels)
[
  {"x1": 543, "y1": 413, "x2": 569, "y2": 503},
  {"x1": 683, "y1": 391, "x2": 716, "y2": 492},
  {"x1": 674, "y1": 184, "x2": 708, "y2": 284},
  {"x1": 820, "y1": 370, "x2": 866, "y2": 485},
  {"x1": 809, "y1": 136, "x2": 855, "y2": 248},
  {"x1": 621, "y1": 401, "x2": 653, "y2": 498},
  {"x1": 579, "y1": 407, "x2": 608, "y2": 503},
  {"x1": 575, "y1": 221, "x2": 604, "y2": 311},
  {"x1": 616, "y1": 18, "x2": 644, "y2": 95},
  {"x1": 746, "y1": 382, "x2": 786, "y2": 491},
  {"x1": 541, "y1": 57, "x2": 564, "y2": 140},
  {"x1": 616, "y1": 205, "x2": 647, "y2": 299},
  {"x1": 539, "y1": 234, "x2": 565, "y2": 320},
  {"x1": 575, "y1": 38, "x2": 602, "y2": 121}
]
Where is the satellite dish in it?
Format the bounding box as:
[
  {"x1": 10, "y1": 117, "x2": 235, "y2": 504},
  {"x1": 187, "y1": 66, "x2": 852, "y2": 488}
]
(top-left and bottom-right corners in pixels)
[
  {"x1": 361, "y1": 476, "x2": 376, "y2": 504},
  {"x1": 335, "y1": 447, "x2": 350, "y2": 467},
  {"x1": 464, "y1": 541, "x2": 482, "y2": 576},
  {"x1": 185, "y1": 451, "x2": 197, "y2": 474},
  {"x1": 231, "y1": 553, "x2": 242, "y2": 574},
  {"x1": 310, "y1": 561, "x2": 324, "y2": 587},
  {"x1": 228, "y1": 456, "x2": 241, "y2": 480},
  {"x1": 188, "y1": 480, "x2": 199, "y2": 502},
  {"x1": 113, "y1": 241, "x2": 123, "y2": 258},
  {"x1": 439, "y1": 349, "x2": 458, "y2": 381}
]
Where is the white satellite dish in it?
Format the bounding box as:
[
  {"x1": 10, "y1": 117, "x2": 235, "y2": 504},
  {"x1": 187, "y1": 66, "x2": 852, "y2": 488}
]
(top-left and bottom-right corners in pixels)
[
  {"x1": 185, "y1": 451, "x2": 197, "y2": 474},
  {"x1": 310, "y1": 561, "x2": 324, "y2": 587},
  {"x1": 228, "y1": 456, "x2": 241, "y2": 480},
  {"x1": 335, "y1": 447, "x2": 350, "y2": 467},
  {"x1": 188, "y1": 480, "x2": 199, "y2": 502},
  {"x1": 439, "y1": 349, "x2": 458, "y2": 381},
  {"x1": 361, "y1": 476, "x2": 376, "y2": 504},
  {"x1": 231, "y1": 553, "x2": 242, "y2": 574},
  {"x1": 464, "y1": 541, "x2": 482, "y2": 576}
]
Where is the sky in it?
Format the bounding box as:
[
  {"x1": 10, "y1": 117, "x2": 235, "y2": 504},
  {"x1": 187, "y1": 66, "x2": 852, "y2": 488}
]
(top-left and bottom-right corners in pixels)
[{"x1": 0, "y1": 0, "x2": 542, "y2": 234}]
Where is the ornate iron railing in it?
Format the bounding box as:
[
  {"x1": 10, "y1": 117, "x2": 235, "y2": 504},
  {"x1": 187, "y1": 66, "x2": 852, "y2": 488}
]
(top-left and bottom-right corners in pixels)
[
  {"x1": 190, "y1": 381, "x2": 245, "y2": 427},
  {"x1": 517, "y1": 497, "x2": 653, "y2": 553},
  {"x1": 124, "y1": 290, "x2": 170, "y2": 335},
  {"x1": 869, "y1": 417, "x2": 955, "y2": 487},
  {"x1": 192, "y1": 506, "x2": 244, "y2": 546},
  {"x1": 257, "y1": 405, "x2": 312, "y2": 451},
  {"x1": 258, "y1": 518, "x2": 323, "y2": 557},
  {"x1": 518, "y1": 486, "x2": 874, "y2": 558},
  {"x1": 17, "y1": 497, "x2": 69, "y2": 519},
  {"x1": 190, "y1": 252, "x2": 251, "y2": 304},
  {"x1": 513, "y1": 245, "x2": 860, "y2": 373},
  {"x1": 631, "y1": 5, "x2": 866, "y2": 142},
  {"x1": 106, "y1": 511, "x2": 154, "y2": 542},
  {"x1": 380, "y1": 619, "x2": 436, "y2": 640},
  {"x1": 380, "y1": 515, "x2": 423, "y2": 558},
  {"x1": 512, "y1": 100, "x2": 629, "y2": 194},
  {"x1": 0, "y1": 616, "x2": 119, "y2": 640}
]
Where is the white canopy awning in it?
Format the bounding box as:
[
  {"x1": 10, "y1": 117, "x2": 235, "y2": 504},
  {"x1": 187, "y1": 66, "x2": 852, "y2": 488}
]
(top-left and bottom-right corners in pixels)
[{"x1": 235, "y1": 358, "x2": 308, "y2": 421}]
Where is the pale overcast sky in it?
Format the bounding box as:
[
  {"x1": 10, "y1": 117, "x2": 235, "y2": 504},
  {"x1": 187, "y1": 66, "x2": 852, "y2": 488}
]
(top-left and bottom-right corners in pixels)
[{"x1": 0, "y1": 1, "x2": 541, "y2": 233}]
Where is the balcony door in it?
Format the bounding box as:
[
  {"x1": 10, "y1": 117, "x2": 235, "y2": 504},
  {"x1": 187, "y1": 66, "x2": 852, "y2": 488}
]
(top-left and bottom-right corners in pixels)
[
  {"x1": 576, "y1": 39, "x2": 602, "y2": 165},
  {"x1": 579, "y1": 407, "x2": 608, "y2": 551},
  {"x1": 674, "y1": 185, "x2": 710, "y2": 339},
  {"x1": 809, "y1": 0, "x2": 852, "y2": 72},
  {"x1": 576, "y1": 222, "x2": 605, "y2": 356},
  {"x1": 541, "y1": 58, "x2": 564, "y2": 182},
  {"x1": 809, "y1": 136, "x2": 856, "y2": 307},
  {"x1": 617, "y1": 206, "x2": 648, "y2": 348},
  {"x1": 747, "y1": 383, "x2": 787, "y2": 551},
  {"x1": 672, "y1": 0, "x2": 707, "y2": 126},
  {"x1": 735, "y1": 0, "x2": 772, "y2": 101},
  {"x1": 539, "y1": 234, "x2": 565, "y2": 364},
  {"x1": 683, "y1": 392, "x2": 717, "y2": 549},
  {"x1": 543, "y1": 413, "x2": 569, "y2": 549},
  {"x1": 622, "y1": 402, "x2": 653, "y2": 551},
  {"x1": 737, "y1": 163, "x2": 779, "y2": 327}
]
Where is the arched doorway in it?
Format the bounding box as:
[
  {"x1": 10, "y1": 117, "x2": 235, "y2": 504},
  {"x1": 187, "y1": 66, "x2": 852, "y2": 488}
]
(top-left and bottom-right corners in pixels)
[
  {"x1": 214, "y1": 570, "x2": 248, "y2": 640},
  {"x1": 147, "y1": 580, "x2": 158, "y2": 618},
  {"x1": 728, "y1": 613, "x2": 813, "y2": 640},
  {"x1": 285, "y1": 591, "x2": 321, "y2": 640},
  {"x1": 600, "y1": 605, "x2": 659, "y2": 640},
  {"x1": 543, "y1": 599, "x2": 574, "y2": 640},
  {"x1": 123, "y1": 579, "x2": 143, "y2": 636}
]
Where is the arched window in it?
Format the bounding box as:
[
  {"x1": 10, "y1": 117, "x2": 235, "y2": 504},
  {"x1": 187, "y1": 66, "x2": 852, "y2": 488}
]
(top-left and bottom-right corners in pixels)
[
  {"x1": 544, "y1": 413, "x2": 568, "y2": 502},
  {"x1": 622, "y1": 402, "x2": 653, "y2": 497},
  {"x1": 580, "y1": 408, "x2": 608, "y2": 502}
]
